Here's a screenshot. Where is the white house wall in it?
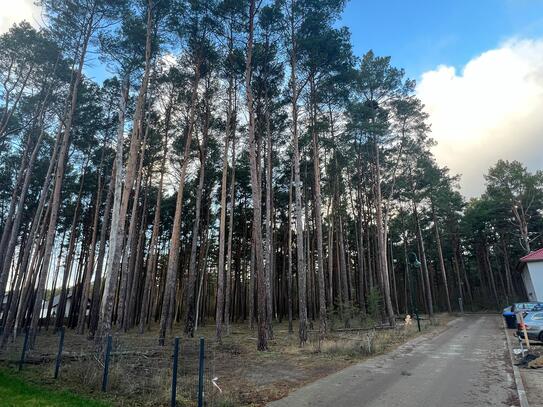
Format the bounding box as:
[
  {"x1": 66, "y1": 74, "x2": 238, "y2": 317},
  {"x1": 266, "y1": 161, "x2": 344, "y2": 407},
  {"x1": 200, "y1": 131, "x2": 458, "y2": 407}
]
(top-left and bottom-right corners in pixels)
[{"x1": 527, "y1": 262, "x2": 543, "y2": 301}]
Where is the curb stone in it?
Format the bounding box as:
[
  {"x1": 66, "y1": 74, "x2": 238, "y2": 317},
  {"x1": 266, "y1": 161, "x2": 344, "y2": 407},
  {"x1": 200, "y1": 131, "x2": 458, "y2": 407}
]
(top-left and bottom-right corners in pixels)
[{"x1": 503, "y1": 321, "x2": 529, "y2": 407}]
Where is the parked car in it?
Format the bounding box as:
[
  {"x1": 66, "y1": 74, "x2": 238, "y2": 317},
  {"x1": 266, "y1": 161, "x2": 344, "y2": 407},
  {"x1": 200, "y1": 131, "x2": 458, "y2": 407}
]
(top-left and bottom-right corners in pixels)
[
  {"x1": 503, "y1": 302, "x2": 543, "y2": 329},
  {"x1": 512, "y1": 302, "x2": 543, "y2": 313},
  {"x1": 517, "y1": 310, "x2": 543, "y2": 342}
]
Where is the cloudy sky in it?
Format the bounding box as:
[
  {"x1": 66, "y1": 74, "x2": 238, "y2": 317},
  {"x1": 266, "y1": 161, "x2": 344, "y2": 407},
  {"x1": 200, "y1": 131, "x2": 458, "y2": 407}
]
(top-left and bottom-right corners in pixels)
[
  {"x1": 0, "y1": 0, "x2": 42, "y2": 34},
  {"x1": 344, "y1": 0, "x2": 543, "y2": 196},
  {"x1": 3, "y1": 0, "x2": 543, "y2": 197}
]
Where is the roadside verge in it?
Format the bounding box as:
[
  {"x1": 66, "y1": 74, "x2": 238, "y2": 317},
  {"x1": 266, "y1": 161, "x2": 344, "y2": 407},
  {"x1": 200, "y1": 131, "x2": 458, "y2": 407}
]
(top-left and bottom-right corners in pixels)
[{"x1": 503, "y1": 322, "x2": 529, "y2": 407}]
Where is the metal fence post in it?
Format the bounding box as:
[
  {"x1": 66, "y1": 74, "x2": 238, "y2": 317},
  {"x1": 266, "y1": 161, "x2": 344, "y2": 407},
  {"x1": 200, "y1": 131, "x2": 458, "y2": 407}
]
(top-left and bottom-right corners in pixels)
[
  {"x1": 171, "y1": 337, "x2": 179, "y2": 407},
  {"x1": 18, "y1": 327, "x2": 29, "y2": 371},
  {"x1": 101, "y1": 335, "x2": 112, "y2": 392},
  {"x1": 54, "y1": 327, "x2": 65, "y2": 379},
  {"x1": 197, "y1": 337, "x2": 205, "y2": 407}
]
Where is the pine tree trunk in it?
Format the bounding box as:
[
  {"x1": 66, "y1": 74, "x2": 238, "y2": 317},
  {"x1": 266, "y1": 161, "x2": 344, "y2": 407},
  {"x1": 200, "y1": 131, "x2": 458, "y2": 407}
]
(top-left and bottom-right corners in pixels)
[
  {"x1": 224, "y1": 134, "x2": 236, "y2": 334},
  {"x1": 216, "y1": 44, "x2": 235, "y2": 340},
  {"x1": 373, "y1": 137, "x2": 395, "y2": 326},
  {"x1": 56, "y1": 165, "x2": 87, "y2": 330},
  {"x1": 264, "y1": 92, "x2": 275, "y2": 340},
  {"x1": 184, "y1": 114, "x2": 209, "y2": 337},
  {"x1": 413, "y1": 204, "x2": 433, "y2": 316},
  {"x1": 432, "y1": 204, "x2": 451, "y2": 312},
  {"x1": 158, "y1": 63, "x2": 201, "y2": 344},
  {"x1": 484, "y1": 240, "x2": 500, "y2": 309},
  {"x1": 287, "y1": 164, "x2": 294, "y2": 333},
  {"x1": 0, "y1": 121, "x2": 48, "y2": 307},
  {"x1": 309, "y1": 78, "x2": 327, "y2": 336},
  {"x1": 246, "y1": 0, "x2": 267, "y2": 350},
  {"x1": 501, "y1": 237, "x2": 515, "y2": 299},
  {"x1": 98, "y1": 78, "x2": 129, "y2": 338},
  {"x1": 139, "y1": 104, "x2": 170, "y2": 333},
  {"x1": 89, "y1": 161, "x2": 115, "y2": 337},
  {"x1": 76, "y1": 166, "x2": 104, "y2": 334},
  {"x1": 289, "y1": 7, "x2": 308, "y2": 346},
  {"x1": 28, "y1": 14, "x2": 94, "y2": 346},
  {"x1": 100, "y1": 2, "x2": 154, "y2": 338},
  {"x1": 119, "y1": 128, "x2": 148, "y2": 330}
]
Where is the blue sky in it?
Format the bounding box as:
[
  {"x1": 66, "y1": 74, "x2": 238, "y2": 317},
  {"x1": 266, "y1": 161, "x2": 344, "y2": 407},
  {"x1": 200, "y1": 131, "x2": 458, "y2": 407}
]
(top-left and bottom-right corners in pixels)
[
  {"x1": 341, "y1": 0, "x2": 543, "y2": 80},
  {"x1": 84, "y1": 0, "x2": 543, "y2": 85}
]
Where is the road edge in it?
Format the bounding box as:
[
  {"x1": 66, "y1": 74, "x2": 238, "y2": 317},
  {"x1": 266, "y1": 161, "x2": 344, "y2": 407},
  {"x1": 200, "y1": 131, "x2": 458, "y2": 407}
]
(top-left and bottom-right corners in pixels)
[{"x1": 503, "y1": 321, "x2": 529, "y2": 407}]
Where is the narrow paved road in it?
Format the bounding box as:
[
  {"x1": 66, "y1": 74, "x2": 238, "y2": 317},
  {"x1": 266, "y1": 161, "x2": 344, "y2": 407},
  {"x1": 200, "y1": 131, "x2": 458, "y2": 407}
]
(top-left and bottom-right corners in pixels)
[{"x1": 269, "y1": 316, "x2": 517, "y2": 407}]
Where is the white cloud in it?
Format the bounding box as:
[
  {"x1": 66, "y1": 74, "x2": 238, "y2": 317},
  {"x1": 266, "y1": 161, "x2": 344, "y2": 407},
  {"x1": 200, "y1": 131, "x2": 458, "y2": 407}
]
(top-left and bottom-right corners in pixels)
[
  {"x1": 417, "y1": 38, "x2": 543, "y2": 197},
  {"x1": 0, "y1": 0, "x2": 42, "y2": 34}
]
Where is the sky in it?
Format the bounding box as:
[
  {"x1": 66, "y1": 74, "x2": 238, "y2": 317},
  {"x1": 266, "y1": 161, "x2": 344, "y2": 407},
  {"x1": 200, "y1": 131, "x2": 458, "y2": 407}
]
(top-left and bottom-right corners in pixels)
[
  {"x1": 2, "y1": 0, "x2": 543, "y2": 197},
  {"x1": 342, "y1": 0, "x2": 543, "y2": 196}
]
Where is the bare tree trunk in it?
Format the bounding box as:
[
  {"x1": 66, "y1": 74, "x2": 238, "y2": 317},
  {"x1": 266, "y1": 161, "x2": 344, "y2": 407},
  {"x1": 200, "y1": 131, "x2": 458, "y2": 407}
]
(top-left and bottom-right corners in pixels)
[
  {"x1": 128, "y1": 173, "x2": 150, "y2": 326},
  {"x1": 0, "y1": 126, "x2": 46, "y2": 305},
  {"x1": 512, "y1": 204, "x2": 531, "y2": 253},
  {"x1": 28, "y1": 12, "x2": 95, "y2": 346},
  {"x1": 139, "y1": 106, "x2": 170, "y2": 333},
  {"x1": 216, "y1": 44, "x2": 235, "y2": 340},
  {"x1": 264, "y1": 90, "x2": 274, "y2": 339},
  {"x1": 195, "y1": 224, "x2": 211, "y2": 331},
  {"x1": 413, "y1": 203, "x2": 433, "y2": 316},
  {"x1": 184, "y1": 113, "x2": 209, "y2": 337},
  {"x1": 89, "y1": 161, "x2": 115, "y2": 337},
  {"x1": 246, "y1": 0, "x2": 267, "y2": 351},
  {"x1": 287, "y1": 164, "x2": 294, "y2": 334},
  {"x1": 373, "y1": 137, "x2": 395, "y2": 326},
  {"x1": 56, "y1": 164, "x2": 87, "y2": 330},
  {"x1": 484, "y1": 241, "x2": 500, "y2": 310},
  {"x1": 288, "y1": 3, "x2": 308, "y2": 346},
  {"x1": 100, "y1": 1, "x2": 154, "y2": 338},
  {"x1": 0, "y1": 58, "x2": 60, "y2": 307},
  {"x1": 0, "y1": 137, "x2": 58, "y2": 346},
  {"x1": 431, "y1": 203, "x2": 451, "y2": 312},
  {"x1": 46, "y1": 232, "x2": 66, "y2": 330},
  {"x1": 501, "y1": 237, "x2": 514, "y2": 299},
  {"x1": 158, "y1": 63, "x2": 201, "y2": 344},
  {"x1": 224, "y1": 133, "x2": 236, "y2": 334},
  {"x1": 327, "y1": 218, "x2": 334, "y2": 310},
  {"x1": 309, "y1": 78, "x2": 327, "y2": 336},
  {"x1": 119, "y1": 128, "x2": 149, "y2": 330},
  {"x1": 98, "y1": 78, "x2": 129, "y2": 338},
  {"x1": 76, "y1": 164, "x2": 104, "y2": 334}
]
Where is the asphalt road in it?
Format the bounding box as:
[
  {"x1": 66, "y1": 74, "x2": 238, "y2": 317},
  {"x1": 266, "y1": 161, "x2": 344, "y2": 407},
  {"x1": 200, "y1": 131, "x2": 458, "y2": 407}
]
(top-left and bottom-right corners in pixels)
[{"x1": 269, "y1": 315, "x2": 517, "y2": 407}]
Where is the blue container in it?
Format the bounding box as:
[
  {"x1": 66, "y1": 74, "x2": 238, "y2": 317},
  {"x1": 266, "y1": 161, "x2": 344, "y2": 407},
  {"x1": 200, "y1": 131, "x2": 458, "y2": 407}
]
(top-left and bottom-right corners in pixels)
[{"x1": 504, "y1": 313, "x2": 517, "y2": 329}]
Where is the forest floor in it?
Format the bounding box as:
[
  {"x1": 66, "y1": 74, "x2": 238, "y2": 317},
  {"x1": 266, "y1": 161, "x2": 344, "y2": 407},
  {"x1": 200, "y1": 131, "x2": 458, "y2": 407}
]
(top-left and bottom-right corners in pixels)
[{"x1": 0, "y1": 314, "x2": 454, "y2": 406}]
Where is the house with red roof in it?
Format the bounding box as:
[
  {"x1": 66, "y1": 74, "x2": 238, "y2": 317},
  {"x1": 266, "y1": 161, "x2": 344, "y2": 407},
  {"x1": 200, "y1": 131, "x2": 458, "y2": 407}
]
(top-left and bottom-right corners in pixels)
[{"x1": 519, "y1": 248, "x2": 543, "y2": 301}]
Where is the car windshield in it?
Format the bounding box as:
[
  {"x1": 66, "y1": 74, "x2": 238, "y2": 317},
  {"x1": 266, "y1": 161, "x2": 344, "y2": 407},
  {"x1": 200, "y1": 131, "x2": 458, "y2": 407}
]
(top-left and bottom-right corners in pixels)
[{"x1": 515, "y1": 303, "x2": 543, "y2": 310}]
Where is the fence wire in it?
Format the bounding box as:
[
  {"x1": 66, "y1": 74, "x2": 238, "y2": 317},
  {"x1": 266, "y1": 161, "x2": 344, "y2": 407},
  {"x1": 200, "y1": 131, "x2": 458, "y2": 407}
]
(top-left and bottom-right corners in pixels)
[{"x1": 0, "y1": 328, "x2": 218, "y2": 407}]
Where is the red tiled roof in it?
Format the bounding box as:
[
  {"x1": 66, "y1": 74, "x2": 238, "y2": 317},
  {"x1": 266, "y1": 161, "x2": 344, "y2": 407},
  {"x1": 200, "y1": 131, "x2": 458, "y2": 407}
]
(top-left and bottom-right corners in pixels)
[{"x1": 521, "y1": 248, "x2": 543, "y2": 262}]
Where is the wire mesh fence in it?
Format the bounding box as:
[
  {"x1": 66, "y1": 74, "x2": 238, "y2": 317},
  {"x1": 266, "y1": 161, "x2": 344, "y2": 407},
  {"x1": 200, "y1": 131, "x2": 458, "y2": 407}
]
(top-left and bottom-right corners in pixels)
[{"x1": 0, "y1": 328, "x2": 220, "y2": 406}]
